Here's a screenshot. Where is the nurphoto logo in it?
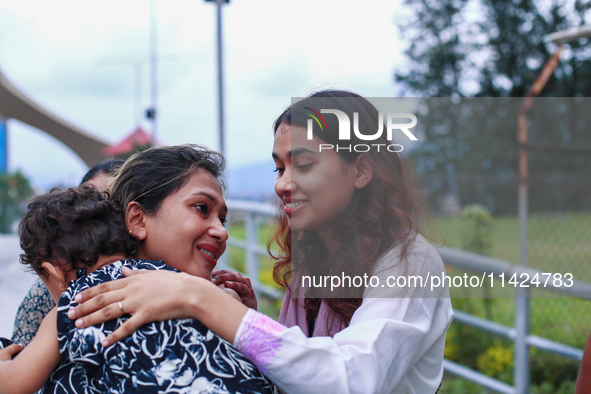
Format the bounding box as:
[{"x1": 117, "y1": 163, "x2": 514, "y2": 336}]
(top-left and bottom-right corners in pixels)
[{"x1": 304, "y1": 107, "x2": 418, "y2": 152}]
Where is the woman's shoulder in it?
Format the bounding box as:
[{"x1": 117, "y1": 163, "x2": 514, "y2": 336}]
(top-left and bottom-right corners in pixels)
[
  {"x1": 376, "y1": 233, "x2": 444, "y2": 272},
  {"x1": 366, "y1": 234, "x2": 449, "y2": 298}
]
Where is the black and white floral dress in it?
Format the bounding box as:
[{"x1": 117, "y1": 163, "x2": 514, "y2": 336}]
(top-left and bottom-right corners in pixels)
[{"x1": 42, "y1": 259, "x2": 273, "y2": 394}]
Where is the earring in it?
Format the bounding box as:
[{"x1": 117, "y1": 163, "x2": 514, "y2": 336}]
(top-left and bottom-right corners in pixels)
[
  {"x1": 359, "y1": 181, "x2": 362, "y2": 184},
  {"x1": 129, "y1": 229, "x2": 133, "y2": 234},
  {"x1": 59, "y1": 283, "x2": 67, "y2": 291}
]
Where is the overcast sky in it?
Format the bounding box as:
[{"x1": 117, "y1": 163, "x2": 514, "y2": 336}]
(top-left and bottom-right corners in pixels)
[{"x1": 0, "y1": 0, "x2": 407, "y2": 189}]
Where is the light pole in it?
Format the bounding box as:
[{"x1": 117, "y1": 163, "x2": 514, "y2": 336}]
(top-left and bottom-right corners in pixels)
[
  {"x1": 514, "y1": 24, "x2": 591, "y2": 394},
  {"x1": 205, "y1": 0, "x2": 229, "y2": 158},
  {"x1": 149, "y1": 0, "x2": 158, "y2": 146}
]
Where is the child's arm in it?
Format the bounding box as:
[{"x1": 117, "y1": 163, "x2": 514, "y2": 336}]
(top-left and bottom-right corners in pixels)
[{"x1": 0, "y1": 308, "x2": 62, "y2": 394}]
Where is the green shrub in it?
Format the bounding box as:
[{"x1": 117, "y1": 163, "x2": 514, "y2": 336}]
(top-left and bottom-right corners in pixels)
[
  {"x1": 531, "y1": 380, "x2": 576, "y2": 394},
  {"x1": 439, "y1": 377, "x2": 491, "y2": 394},
  {"x1": 476, "y1": 343, "x2": 513, "y2": 382}
]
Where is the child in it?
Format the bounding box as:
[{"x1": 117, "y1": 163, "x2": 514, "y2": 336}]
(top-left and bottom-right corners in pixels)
[{"x1": 0, "y1": 185, "x2": 272, "y2": 394}]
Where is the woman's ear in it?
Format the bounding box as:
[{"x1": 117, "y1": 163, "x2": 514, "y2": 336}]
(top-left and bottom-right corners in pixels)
[
  {"x1": 126, "y1": 202, "x2": 147, "y2": 241},
  {"x1": 41, "y1": 261, "x2": 70, "y2": 289},
  {"x1": 354, "y1": 154, "x2": 374, "y2": 189}
]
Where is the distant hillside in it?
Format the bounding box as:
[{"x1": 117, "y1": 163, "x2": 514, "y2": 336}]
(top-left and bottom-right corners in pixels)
[{"x1": 226, "y1": 160, "x2": 277, "y2": 202}]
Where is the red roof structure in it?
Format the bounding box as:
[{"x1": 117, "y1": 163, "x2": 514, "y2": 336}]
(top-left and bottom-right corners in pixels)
[{"x1": 102, "y1": 127, "x2": 153, "y2": 157}]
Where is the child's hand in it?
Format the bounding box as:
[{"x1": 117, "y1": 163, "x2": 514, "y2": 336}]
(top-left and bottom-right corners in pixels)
[
  {"x1": 217, "y1": 283, "x2": 242, "y2": 303},
  {"x1": 0, "y1": 343, "x2": 23, "y2": 361},
  {"x1": 211, "y1": 270, "x2": 258, "y2": 310}
]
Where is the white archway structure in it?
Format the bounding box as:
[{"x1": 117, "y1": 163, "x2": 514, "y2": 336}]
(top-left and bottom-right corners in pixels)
[{"x1": 0, "y1": 68, "x2": 108, "y2": 167}]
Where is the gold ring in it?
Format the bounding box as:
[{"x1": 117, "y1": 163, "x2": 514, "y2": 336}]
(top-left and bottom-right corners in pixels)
[{"x1": 118, "y1": 301, "x2": 124, "y2": 313}]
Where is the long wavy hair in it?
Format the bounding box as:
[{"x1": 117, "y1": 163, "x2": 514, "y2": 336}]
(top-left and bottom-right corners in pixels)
[{"x1": 269, "y1": 90, "x2": 427, "y2": 330}]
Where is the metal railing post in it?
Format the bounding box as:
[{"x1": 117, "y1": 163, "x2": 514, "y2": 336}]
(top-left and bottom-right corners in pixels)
[
  {"x1": 245, "y1": 212, "x2": 260, "y2": 294},
  {"x1": 216, "y1": 210, "x2": 231, "y2": 270},
  {"x1": 515, "y1": 291, "x2": 530, "y2": 393},
  {"x1": 514, "y1": 46, "x2": 563, "y2": 393}
]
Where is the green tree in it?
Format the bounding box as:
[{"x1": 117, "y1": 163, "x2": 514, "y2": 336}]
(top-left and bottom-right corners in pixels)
[
  {"x1": 396, "y1": 0, "x2": 591, "y2": 214},
  {"x1": 0, "y1": 170, "x2": 33, "y2": 233},
  {"x1": 396, "y1": 0, "x2": 591, "y2": 97}
]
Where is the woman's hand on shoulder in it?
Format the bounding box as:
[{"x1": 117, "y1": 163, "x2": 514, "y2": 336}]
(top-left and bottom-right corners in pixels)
[
  {"x1": 66, "y1": 267, "x2": 209, "y2": 346},
  {"x1": 212, "y1": 270, "x2": 257, "y2": 310}
]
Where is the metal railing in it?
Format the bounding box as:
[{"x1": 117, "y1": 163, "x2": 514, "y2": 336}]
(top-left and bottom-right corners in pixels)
[
  {"x1": 222, "y1": 199, "x2": 587, "y2": 394},
  {"x1": 219, "y1": 200, "x2": 283, "y2": 300}
]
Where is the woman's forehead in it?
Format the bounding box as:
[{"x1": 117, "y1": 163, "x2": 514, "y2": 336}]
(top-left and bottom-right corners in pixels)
[
  {"x1": 183, "y1": 169, "x2": 223, "y2": 194},
  {"x1": 274, "y1": 125, "x2": 336, "y2": 157}
]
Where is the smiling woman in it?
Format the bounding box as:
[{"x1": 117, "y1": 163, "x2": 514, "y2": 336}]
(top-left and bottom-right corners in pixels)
[
  {"x1": 66, "y1": 91, "x2": 453, "y2": 394},
  {"x1": 123, "y1": 168, "x2": 228, "y2": 279},
  {"x1": 27, "y1": 145, "x2": 274, "y2": 394},
  {"x1": 272, "y1": 122, "x2": 358, "y2": 236}
]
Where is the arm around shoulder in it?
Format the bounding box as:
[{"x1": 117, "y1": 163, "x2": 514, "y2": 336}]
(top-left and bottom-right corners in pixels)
[
  {"x1": 230, "y1": 237, "x2": 454, "y2": 394},
  {"x1": 232, "y1": 296, "x2": 452, "y2": 394},
  {"x1": 0, "y1": 308, "x2": 62, "y2": 394}
]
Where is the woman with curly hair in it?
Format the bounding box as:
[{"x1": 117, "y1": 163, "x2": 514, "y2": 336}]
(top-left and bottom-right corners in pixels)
[{"x1": 66, "y1": 91, "x2": 453, "y2": 394}]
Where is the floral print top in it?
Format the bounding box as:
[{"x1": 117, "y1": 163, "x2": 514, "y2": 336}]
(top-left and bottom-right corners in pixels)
[
  {"x1": 12, "y1": 278, "x2": 55, "y2": 346},
  {"x1": 42, "y1": 259, "x2": 273, "y2": 394}
]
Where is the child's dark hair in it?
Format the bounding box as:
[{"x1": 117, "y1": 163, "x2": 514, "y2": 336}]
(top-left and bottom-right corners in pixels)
[{"x1": 18, "y1": 185, "x2": 138, "y2": 276}]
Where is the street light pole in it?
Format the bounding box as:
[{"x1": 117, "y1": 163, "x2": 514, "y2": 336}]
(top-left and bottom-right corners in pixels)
[
  {"x1": 515, "y1": 44, "x2": 562, "y2": 394},
  {"x1": 149, "y1": 0, "x2": 159, "y2": 146},
  {"x1": 205, "y1": 0, "x2": 229, "y2": 158},
  {"x1": 515, "y1": 24, "x2": 591, "y2": 394}
]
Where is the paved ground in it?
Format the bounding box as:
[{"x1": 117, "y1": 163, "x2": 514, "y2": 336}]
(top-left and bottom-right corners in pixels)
[{"x1": 0, "y1": 235, "x2": 37, "y2": 338}]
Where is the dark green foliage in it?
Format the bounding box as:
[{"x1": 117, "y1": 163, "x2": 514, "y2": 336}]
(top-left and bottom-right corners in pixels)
[
  {"x1": 396, "y1": 0, "x2": 591, "y2": 98},
  {"x1": 0, "y1": 170, "x2": 33, "y2": 233},
  {"x1": 395, "y1": 0, "x2": 591, "y2": 214},
  {"x1": 530, "y1": 353, "x2": 579, "y2": 388}
]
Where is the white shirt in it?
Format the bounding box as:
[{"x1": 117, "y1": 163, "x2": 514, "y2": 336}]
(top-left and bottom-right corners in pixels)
[{"x1": 234, "y1": 235, "x2": 453, "y2": 394}]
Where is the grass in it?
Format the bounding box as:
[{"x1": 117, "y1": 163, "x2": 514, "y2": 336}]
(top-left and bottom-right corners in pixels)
[
  {"x1": 433, "y1": 212, "x2": 591, "y2": 281},
  {"x1": 225, "y1": 213, "x2": 591, "y2": 346},
  {"x1": 226, "y1": 211, "x2": 591, "y2": 389},
  {"x1": 437, "y1": 212, "x2": 591, "y2": 390},
  {"x1": 223, "y1": 211, "x2": 591, "y2": 390},
  {"x1": 433, "y1": 212, "x2": 591, "y2": 348}
]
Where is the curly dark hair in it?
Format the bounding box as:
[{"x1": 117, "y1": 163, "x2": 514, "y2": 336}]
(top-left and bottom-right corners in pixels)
[{"x1": 18, "y1": 184, "x2": 138, "y2": 276}]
